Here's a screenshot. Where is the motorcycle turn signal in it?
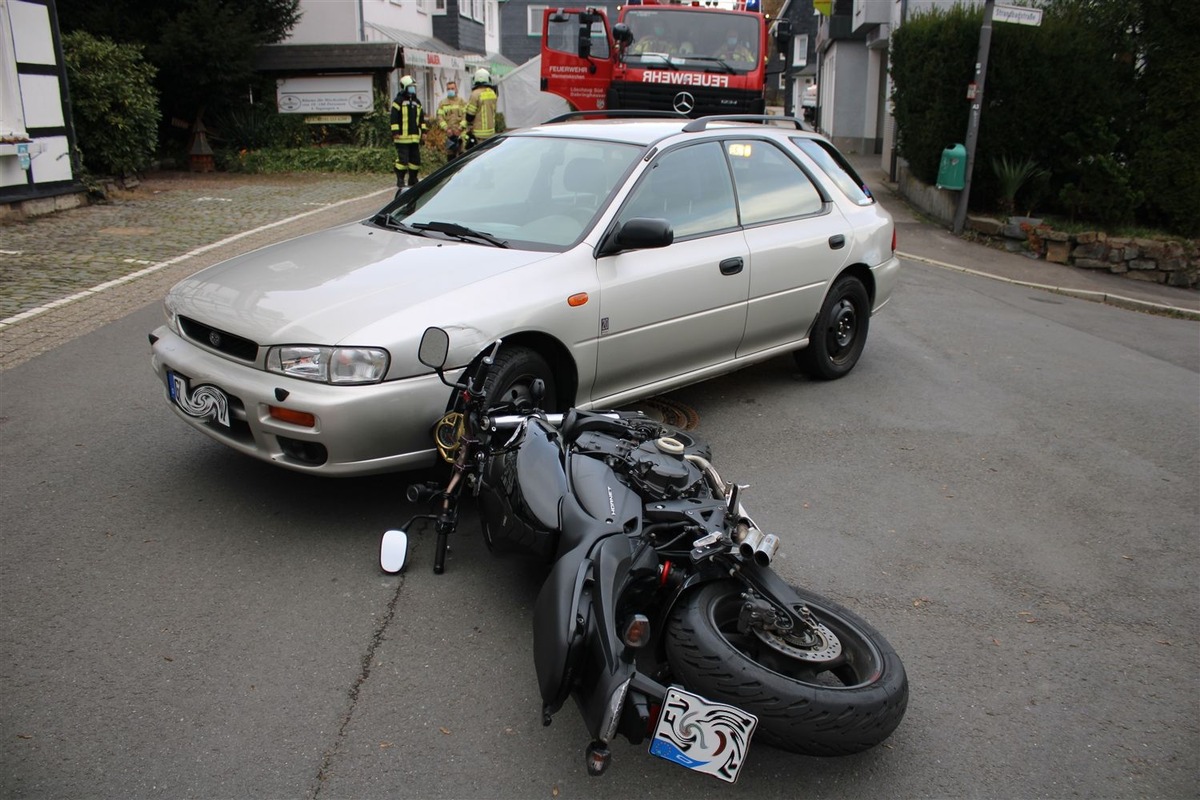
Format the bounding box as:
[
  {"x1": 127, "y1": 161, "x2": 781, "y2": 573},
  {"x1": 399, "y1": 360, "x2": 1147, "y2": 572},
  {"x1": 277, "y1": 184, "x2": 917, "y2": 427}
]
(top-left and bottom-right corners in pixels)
[{"x1": 585, "y1": 740, "x2": 612, "y2": 776}]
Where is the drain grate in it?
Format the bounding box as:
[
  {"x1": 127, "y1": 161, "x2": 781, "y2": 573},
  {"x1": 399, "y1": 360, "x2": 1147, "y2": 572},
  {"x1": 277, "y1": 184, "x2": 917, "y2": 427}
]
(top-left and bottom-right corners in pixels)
[{"x1": 621, "y1": 397, "x2": 700, "y2": 430}]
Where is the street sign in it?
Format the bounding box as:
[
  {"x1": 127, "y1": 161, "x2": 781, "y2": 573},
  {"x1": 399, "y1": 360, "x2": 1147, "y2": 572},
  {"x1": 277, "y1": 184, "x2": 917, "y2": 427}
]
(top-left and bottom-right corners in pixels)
[{"x1": 993, "y1": 4, "x2": 1043, "y2": 26}]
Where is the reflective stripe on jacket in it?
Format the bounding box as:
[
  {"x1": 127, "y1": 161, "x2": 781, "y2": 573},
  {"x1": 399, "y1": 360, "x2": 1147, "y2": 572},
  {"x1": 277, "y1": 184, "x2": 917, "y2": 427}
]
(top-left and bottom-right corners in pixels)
[
  {"x1": 390, "y1": 96, "x2": 425, "y2": 144},
  {"x1": 465, "y1": 87, "x2": 498, "y2": 138},
  {"x1": 437, "y1": 97, "x2": 467, "y2": 133}
]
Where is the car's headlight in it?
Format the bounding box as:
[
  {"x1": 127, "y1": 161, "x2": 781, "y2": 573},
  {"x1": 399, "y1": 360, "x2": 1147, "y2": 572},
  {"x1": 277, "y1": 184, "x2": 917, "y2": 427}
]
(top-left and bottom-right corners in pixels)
[
  {"x1": 163, "y1": 299, "x2": 179, "y2": 334},
  {"x1": 266, "y1": 346, "x2": 390, "y2": 385}
]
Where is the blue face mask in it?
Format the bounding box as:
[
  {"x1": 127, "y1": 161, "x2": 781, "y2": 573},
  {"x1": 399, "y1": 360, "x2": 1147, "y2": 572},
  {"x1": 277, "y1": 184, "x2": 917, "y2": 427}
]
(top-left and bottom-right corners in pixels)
[
  {"x1": 447, "y1": 90, "x2": 456, "y2": 98},
  {"x1": 407, "y1": 86, "x2": 416, "y2": 95},
  {"x1": 727, "y1": 36, "x2": 739, "y2": 47}
]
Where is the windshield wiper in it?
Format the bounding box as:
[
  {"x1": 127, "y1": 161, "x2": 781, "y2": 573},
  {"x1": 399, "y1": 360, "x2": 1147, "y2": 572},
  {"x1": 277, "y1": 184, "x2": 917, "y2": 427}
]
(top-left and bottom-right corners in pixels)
[
  {"x1": 413, "y1": 221, "x2": 509, "y2": 248},
  {"x1": 371, "y1": 212, "x2": 427, "y2": 236},
  {"x1": 682, "y1": 56, "x2": 736, "y2": 74}
]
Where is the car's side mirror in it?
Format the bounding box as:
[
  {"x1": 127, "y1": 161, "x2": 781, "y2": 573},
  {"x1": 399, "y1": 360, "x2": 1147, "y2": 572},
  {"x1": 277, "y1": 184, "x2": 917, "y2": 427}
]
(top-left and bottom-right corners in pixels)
[
  {"x1": 380, "y1": 528, "x2": 409, "y2": 573},
  {"x1": 599, "y1": 217, "x2": 674, "y2": 256},
  {"x1": 418, "y1": 326, "x2": 450, "y2": 370}
]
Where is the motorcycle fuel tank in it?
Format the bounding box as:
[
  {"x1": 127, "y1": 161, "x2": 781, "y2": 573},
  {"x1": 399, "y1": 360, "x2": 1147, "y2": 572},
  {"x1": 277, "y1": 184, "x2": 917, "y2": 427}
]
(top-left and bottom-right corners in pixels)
[{"x1": 479, "y1": 420, "x2": 567, "y2": 561}]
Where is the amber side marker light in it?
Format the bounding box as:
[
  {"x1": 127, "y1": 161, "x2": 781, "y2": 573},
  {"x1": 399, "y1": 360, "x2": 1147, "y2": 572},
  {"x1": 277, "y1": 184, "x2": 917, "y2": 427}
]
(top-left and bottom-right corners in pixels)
[
  {"x1": 268, "y1": 406, "x2": 316, "y2": 427},
  {"x1": 568, "y1": 292, "x2": 589, "y2": 307}
]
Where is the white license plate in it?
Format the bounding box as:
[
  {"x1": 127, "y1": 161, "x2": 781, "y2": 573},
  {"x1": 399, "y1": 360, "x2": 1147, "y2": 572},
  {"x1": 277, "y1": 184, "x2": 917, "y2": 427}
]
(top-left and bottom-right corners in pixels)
[
  {"x1": 166, "y1": 369, "x2": 230, "y2": 428},
  {"x1": 648, "y1": 686, "x2": 758, "y2": 783}
]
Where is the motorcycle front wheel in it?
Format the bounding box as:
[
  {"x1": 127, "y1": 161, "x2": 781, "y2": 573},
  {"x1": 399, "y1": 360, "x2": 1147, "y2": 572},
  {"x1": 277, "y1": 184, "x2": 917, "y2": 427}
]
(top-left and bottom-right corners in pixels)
[{"x1": 665, "y1": 580, "x2": 908, "y2": 756}]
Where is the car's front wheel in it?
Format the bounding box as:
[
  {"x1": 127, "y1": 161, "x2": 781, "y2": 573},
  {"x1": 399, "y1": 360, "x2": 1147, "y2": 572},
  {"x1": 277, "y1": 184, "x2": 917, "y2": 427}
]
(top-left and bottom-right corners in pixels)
[
  {"x1": 795, "y1": 275, "x2": 870, "y2": 380},
  {"x1": 483, "y1": 346, "x2": 558, "y2": 412}
]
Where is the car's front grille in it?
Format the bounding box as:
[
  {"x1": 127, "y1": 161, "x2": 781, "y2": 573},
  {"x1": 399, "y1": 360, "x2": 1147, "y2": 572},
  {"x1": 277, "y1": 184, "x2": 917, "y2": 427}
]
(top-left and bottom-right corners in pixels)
[{"x1": 179, "y1": 316, "x2": 258, "y2": 362}]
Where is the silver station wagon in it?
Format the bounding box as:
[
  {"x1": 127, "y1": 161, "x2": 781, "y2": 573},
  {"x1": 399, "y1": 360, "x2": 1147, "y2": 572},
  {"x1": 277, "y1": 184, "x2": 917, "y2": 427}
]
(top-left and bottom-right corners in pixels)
[{"x1": 149, "y1": 114, "x2": 899, "y2": 476}]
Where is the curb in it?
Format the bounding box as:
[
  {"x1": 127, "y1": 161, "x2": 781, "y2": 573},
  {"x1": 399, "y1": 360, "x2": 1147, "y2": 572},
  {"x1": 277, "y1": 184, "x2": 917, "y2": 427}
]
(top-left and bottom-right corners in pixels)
[{"x1": 898, "y1": 251, "x2": 1200, "y2": 320}]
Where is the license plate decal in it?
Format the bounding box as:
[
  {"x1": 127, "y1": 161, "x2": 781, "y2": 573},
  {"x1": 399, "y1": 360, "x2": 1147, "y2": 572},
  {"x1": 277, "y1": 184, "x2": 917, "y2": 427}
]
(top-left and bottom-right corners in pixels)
[
  {"x1": 649, "y1": 686, "x2": 758, "y2": 783},
  {"x1": 166, "y1": 369, "x2": 230, "y2": 428}
]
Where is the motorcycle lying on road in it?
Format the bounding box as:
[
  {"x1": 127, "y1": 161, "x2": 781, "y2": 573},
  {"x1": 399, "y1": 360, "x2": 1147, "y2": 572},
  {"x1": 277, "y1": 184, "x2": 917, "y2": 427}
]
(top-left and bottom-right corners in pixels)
[{"x1": 380, "y1": 327, "x2": 908, "y2": 782}]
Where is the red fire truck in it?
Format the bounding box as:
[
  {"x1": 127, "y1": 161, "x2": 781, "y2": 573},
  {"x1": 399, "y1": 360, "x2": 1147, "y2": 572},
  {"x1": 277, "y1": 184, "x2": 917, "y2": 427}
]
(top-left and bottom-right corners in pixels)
[{"x1": 540, "y1": 0, "x2": 770, "y2": 117}]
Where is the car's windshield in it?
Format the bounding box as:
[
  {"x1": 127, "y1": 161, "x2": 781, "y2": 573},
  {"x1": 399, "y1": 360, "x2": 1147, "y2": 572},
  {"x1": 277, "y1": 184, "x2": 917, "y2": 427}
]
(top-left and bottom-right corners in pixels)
[
  {"x1": 383, "y1": 135, "x2": 642, "y2": 250},
  {"x1": 622, "y1": 9, "x2": 759, "y2": 70}
]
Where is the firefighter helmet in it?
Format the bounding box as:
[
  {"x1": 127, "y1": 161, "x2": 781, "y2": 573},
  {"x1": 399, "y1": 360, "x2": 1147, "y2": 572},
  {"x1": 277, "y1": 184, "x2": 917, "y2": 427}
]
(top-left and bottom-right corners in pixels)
[
  {"x1": 473, "y1": 68, "x2": 492, "y2": 86},
  {"x1": 399, "y1": 75, "x2": 415, "y2": 89}
]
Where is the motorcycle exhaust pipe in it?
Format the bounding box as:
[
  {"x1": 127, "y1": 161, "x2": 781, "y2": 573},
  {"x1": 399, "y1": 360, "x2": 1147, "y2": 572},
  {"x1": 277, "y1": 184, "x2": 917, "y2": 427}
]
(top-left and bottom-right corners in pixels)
[
  {"x1": 736, "y1": 525, "x2": 779, "y2": 566},
  {"x1": 752, "y1": 533, "x2": 780, "y2": 567},
  {"x1": 738, "y1": 526, "x2": 764, "y2": 560}
]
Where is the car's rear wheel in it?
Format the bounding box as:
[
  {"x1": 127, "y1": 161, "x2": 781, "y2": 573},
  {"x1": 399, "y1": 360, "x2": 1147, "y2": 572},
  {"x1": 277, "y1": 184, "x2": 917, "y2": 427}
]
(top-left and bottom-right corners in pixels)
[
  {"x1": 795, "y1": 275, "x2": 870, "y2": 380},
  {"x1": 483, "y1": 346, "x2": 558, "y2": 412}
]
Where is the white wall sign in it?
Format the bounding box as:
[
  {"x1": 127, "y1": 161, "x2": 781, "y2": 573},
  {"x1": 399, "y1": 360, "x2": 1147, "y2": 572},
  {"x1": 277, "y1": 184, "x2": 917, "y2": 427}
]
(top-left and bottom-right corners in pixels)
[{"x1": 276, "y1": 75, "x2": 374, "y2": 114}]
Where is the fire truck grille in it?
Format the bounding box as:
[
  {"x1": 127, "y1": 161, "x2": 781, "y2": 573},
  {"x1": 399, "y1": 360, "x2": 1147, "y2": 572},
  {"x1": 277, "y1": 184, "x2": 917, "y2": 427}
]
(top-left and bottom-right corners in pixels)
[{"x1": 611, "y1": 84, "x2": 765, "y2": 117}]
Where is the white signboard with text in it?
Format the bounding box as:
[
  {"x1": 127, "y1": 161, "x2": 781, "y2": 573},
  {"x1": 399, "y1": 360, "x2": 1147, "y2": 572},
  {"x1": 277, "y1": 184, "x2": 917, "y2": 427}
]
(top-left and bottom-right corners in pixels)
[
  {"x1": 993, "y1": 4, "x2": 1043, "y2": 26},
  {"x1": 276, "y1": 75, "x2": 374, "y2": 114}
]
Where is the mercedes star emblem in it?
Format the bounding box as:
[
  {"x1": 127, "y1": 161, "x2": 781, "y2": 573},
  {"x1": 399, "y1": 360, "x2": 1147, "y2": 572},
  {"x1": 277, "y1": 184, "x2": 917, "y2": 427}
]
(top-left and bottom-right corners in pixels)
[{"x1": 673, "y1": 91, "x2": 696, "y2": 115}]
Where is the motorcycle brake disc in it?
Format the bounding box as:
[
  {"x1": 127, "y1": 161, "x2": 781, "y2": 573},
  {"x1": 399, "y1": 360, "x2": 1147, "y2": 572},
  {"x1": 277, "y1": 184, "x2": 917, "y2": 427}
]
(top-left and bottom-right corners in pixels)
[{"x1": 753, "y1": 620, "x2": 843, "y2": 664}]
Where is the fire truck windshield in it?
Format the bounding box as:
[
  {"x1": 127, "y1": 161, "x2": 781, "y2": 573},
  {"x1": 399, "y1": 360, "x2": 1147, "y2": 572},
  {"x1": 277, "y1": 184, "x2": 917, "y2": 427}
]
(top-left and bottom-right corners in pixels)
[{"x1": 622, "y1": 9, "x2": 759, "y2": 70}]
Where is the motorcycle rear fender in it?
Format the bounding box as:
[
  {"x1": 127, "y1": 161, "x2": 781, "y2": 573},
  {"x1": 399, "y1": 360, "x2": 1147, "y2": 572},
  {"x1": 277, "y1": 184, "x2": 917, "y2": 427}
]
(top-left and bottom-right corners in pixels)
[
  {"x1": 532, "y1": 539, "x2": 593, "y2": 717},
  {"x1": 533, "y1": 514, "x2": 637, "y2": 731}
]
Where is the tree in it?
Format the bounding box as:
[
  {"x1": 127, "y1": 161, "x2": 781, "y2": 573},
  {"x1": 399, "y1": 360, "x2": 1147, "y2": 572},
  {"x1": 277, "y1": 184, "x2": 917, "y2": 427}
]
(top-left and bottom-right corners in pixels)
[
  {"x1": 57, "y1": 0, "x2": 301, "y2": 128},
  {"x1": 62, "y1": 31, "x2": 160, "y2": 176}
]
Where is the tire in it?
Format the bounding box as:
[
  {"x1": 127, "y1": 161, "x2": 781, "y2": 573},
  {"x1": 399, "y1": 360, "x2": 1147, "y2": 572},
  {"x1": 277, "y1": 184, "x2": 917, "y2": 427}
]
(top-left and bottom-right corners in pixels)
[
  {"x1": 665, "y1": 580, "x2": 908, "y2": 756},
  {"x1": 482, "y1": 346, "x2": 559, "y2": 412},
  {"x1": 795, "y1": 275, "x2": 870, "y2": 380}
]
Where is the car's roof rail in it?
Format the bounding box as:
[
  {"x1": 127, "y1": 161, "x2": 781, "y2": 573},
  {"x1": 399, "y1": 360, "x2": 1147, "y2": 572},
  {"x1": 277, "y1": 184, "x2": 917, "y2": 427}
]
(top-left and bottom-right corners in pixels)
[
  {"x1": 543, "y1": 109, "x2": 689, "y2": 124},
  {"x1": 682, "y1": 114, "x2": 814, "y2": 133}
]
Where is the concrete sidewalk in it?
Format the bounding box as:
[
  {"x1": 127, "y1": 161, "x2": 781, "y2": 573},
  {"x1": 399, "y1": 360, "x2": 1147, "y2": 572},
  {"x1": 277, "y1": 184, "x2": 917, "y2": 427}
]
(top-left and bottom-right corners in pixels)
[{"x1": 1, "y1": 161, "x2": 1196, "y2": 371}]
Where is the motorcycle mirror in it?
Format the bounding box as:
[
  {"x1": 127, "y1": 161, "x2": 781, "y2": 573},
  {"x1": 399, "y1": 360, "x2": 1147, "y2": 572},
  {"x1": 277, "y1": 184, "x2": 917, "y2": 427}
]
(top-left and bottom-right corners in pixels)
[
  {"x1": 380, "y1": 529, "x2": 409, "y2": 573},
  {"x1": 418, "y1": 327, "x2": 450, "y2": 371}
]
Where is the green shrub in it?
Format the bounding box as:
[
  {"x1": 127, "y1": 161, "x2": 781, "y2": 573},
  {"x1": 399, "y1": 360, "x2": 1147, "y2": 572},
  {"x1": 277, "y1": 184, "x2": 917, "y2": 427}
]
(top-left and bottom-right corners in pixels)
[
  {"x1": 1057, "y1": 122, "x2": 1142, "y2": 227},
  {"x1": 218, "y1": 145, "x2": 393, "y2": 174},
  {"x1": 212, "y1": 103, "x2": 307, "y2": 150},
  {"x1": 62, "y1": 31, "x2": 161, "y2": 176},
  {"x1": 1129, "y1": 0, "x2": 1200, "y2": 237}
]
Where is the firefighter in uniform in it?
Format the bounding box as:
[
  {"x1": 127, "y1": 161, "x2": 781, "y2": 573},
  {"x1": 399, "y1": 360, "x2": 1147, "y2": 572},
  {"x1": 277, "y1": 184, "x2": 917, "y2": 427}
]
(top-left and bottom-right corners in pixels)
[
  {"x1": 464, "y1": 68, "x2": 498, "y2": 150},
  {"x1": 390, "y1": 75, "x2": 426, "y2": 189},
  {"x1": 437, "y1": 81, "x2": 468, "y2": 160}
]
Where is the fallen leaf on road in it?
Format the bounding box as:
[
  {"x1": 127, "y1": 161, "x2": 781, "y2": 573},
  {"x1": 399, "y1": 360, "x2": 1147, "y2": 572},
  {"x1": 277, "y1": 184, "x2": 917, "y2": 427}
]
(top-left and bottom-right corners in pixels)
[{"x1": 439, "y1": 727, "x2": 451, "y2": 735}]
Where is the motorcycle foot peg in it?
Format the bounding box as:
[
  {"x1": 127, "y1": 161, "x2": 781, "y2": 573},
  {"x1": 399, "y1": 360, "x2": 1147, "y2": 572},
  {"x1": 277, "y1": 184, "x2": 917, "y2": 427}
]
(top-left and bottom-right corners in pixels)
[{"x1": 585, "y1": 740, "x2": 612, "y2": 776}]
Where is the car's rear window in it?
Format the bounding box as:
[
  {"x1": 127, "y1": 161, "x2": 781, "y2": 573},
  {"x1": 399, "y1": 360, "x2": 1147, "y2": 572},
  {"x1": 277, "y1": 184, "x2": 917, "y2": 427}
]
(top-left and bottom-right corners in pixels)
[{"x1": 790, "y1": 138, "x2": 875, "y2": 206}]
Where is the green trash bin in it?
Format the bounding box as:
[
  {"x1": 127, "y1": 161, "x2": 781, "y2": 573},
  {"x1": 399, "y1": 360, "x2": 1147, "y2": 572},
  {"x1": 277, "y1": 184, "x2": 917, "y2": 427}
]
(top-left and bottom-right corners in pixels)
[{"x1": 937, "y1": 144, "x2": 967, "y2": 190}]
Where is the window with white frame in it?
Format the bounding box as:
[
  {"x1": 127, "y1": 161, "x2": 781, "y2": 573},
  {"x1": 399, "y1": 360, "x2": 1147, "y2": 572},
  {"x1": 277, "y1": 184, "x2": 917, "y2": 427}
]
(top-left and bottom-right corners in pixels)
[
  {"x1": 527, "y1": 4, "x2": 547, "y2": 36},
  {"x1": 434, "y1": 0, "x2": 447, "y2": 13}
]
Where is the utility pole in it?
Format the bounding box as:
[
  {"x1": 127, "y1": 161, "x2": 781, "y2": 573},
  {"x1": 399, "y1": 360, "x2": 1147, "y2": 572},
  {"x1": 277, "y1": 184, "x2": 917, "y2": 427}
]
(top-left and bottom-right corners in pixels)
[{"x1": 952, "y1": 0, "x2": 995, "y2": 236}]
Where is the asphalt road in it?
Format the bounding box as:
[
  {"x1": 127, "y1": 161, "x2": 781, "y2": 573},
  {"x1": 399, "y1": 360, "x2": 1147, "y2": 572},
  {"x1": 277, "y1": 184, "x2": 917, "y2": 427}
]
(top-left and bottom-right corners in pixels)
[{"x1": 1, "y1": 259, "x2": 1197, "y2": 798}]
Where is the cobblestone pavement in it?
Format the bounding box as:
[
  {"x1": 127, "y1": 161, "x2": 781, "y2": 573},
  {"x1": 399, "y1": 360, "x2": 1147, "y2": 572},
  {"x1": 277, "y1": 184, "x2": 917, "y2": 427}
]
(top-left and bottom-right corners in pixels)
[{"x1": 0, "y1": 171, "x2": 393, "y2": 370}]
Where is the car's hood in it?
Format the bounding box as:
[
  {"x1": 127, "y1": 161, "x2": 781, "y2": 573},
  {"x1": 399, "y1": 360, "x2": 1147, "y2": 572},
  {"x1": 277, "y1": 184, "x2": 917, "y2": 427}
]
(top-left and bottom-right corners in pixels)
[{"x1": 167, "y1": 221, "x2": 557, "y2": 345}]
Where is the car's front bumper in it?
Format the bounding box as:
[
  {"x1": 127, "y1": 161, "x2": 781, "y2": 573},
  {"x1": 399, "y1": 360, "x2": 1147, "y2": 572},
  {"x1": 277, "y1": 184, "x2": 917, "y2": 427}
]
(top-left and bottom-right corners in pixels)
[{"x1": 149, "y1": 325, "x2": 450, "y2": 476}]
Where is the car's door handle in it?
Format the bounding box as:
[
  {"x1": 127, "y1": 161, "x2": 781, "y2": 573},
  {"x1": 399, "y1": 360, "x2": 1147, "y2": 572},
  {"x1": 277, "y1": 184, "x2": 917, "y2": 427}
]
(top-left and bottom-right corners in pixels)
[
  {"x1": 829, "y1": 234, "x2": 846, "y2": 250},
  {"x1": 719, "y1": 257, "x2": 744, "y2": 275}
]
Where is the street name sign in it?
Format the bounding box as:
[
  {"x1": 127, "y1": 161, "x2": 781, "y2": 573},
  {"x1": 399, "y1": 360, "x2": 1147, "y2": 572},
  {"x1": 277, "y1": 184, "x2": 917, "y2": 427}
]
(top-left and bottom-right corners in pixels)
[{"x1": 993, "y1": 4, "x2": 1043, "y2": 26}]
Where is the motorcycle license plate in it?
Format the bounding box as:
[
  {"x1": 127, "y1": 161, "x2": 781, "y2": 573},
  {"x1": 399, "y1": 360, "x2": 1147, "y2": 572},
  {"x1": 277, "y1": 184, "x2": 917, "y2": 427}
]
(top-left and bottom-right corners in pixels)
[
  {"x1": 166, "y1": 369, "x2": 230, "y2": 428},
  {"x1": 648, "y1": 686, "x2": 758, "y2": 784}
]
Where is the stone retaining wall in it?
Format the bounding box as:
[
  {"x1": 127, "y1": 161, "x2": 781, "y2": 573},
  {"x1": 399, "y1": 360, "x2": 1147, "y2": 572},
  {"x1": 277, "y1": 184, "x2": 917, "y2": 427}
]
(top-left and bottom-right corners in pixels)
[{"x1": 966, "y1": 215, "x2": 1200, "y2": 289}]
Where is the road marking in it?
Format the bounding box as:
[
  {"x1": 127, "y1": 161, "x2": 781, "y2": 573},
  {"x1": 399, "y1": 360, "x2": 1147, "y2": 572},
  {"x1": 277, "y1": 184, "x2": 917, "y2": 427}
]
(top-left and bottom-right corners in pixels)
[{"x1": 0, "y1": 187, "x2": 393, "y2": 329}]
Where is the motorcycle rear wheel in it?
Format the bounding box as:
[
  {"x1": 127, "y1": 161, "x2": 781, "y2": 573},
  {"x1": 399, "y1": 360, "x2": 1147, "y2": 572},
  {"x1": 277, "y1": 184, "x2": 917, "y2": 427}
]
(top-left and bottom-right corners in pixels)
[{"x1": 665, "y1": 580, "x2": 908, "y2": 756}]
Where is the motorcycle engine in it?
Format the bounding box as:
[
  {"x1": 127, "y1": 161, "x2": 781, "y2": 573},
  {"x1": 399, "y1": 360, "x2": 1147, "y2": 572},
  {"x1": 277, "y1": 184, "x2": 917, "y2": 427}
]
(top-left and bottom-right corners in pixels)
[{"x1": 626, "y1": 436, "x2": 705, "y2": 499}]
